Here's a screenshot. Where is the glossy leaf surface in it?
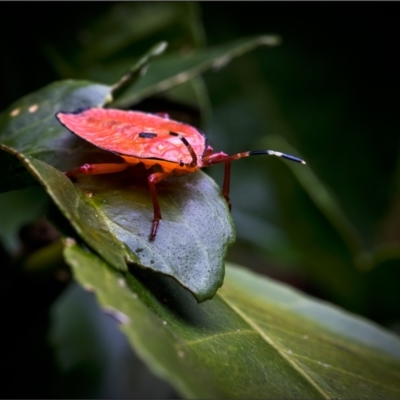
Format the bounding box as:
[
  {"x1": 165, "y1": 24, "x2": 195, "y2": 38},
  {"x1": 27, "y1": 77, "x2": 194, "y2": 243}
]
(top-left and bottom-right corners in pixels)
[
  {"x1": 65, "y1": 241, "x2": 400, "y2": 399},
  {"x1": 0, "y1": 73, "x2": 234, "y2": 301}
]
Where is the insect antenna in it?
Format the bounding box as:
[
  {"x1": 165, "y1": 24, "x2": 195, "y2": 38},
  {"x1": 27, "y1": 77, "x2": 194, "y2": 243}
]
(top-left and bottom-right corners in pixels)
[{"x1": 248, "y1": 150, "x2": 305, "y2": 164}]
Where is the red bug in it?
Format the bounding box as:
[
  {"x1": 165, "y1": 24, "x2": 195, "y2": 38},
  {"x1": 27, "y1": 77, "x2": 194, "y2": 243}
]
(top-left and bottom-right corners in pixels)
[{"x1": 56, "y1": 108, "x2": 305, "y2": 240}]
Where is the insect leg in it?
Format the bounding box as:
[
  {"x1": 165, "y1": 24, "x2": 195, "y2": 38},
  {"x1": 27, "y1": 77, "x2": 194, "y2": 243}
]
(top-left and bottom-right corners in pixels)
[
  {"x1": 65, "y1": 162, "x2": 129, "y2": 179},
  {"x1": 202, "y1": 151, "x2": 229, "y2": 165},
  {"x1": 222, "y1": 161, "x2": 232, "y2": 210},
  {"x1": 147, "y1": 171, "x2": 170, "y2": 240},
  {"x1": 203, "y1": 150, "x2": 304, "y2": 210}
]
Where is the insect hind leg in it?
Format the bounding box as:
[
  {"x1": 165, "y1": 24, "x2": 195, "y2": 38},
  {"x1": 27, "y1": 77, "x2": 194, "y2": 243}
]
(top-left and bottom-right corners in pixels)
[{"x1": 147, "y1": 171, "x2": 170, "y2": 240}]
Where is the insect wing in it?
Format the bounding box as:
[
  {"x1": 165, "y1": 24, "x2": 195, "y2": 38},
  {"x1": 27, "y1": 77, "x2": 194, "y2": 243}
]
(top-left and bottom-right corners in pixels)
[{"x1": 57, "y1": 108, "x2": 206, "y2": 164}]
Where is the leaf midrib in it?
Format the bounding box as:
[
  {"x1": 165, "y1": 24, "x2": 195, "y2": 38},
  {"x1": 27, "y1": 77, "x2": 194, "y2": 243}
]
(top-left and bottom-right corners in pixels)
[{"x1": 219, "y1": 292, "x2": 331, "y2": 399}]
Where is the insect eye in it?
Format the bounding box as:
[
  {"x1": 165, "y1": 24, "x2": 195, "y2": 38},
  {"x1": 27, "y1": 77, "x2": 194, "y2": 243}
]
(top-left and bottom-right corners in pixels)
[{"x1": 179, "y1": 160, "x2": 184, "y2": 167}]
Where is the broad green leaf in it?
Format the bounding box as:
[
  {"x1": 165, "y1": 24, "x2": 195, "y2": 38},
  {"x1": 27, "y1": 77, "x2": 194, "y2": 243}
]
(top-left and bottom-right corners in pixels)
[
  {"x1": 111, "y1": 35, "x2": 281, "y2": 108},
  {"x1": 0, "y1": 74, "x2": 234, "y2": 301},
  {"x1": 0, "y1": 80, "x2": 112, "y2": 172},
  {"x1": 9, "y1": 152, "x2": 233, "y2": 300},
  {"x1": 65, "y1": 241, "x2": 400, "y2": 399},
  {"x1": 0, "y1": 35, "x2": 287, "y2": 300}
]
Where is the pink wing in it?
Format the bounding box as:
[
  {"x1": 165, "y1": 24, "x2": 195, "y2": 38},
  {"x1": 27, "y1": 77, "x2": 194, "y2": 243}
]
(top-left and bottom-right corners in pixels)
[{"x1": 57, "y1": 108, "x2": 207, "y2": 165}]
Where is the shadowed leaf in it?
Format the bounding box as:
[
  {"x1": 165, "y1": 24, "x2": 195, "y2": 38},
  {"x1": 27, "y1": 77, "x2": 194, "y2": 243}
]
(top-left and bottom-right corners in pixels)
[
  {"x1": 65, "y1": 241, "x2": 400, "y2": 399},
  {"x1": 0, "y1": 44, "x2": 237, "y2": 300}
]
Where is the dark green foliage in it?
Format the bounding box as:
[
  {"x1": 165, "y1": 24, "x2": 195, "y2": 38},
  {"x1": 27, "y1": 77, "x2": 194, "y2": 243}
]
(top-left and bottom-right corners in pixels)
[{"x1": 1, "y1": 2, "x2": 399, "y2": 398}]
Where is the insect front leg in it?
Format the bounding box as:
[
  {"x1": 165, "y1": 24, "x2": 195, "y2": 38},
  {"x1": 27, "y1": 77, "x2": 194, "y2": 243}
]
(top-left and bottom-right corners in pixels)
[
  {"x1": 65, "y1": 162, "x2": 129, "y2": 179},
  {"x1": 147, "y1": 171, "x2": 169, "y2": 240},
  {"x1": 203, "y1": 152, "x2": 233, "y2": 210}
]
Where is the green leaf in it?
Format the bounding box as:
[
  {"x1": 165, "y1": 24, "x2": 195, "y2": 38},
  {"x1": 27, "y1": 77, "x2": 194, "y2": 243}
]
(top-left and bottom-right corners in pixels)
[
  {"x1": 0, "y1": 80, "x2": 112, "y2": 172},
  {"x1": 110, "y1": 41, "x2": 168, "y2": 94},
  {"x1": 1, "y1": 35, "x2": 287, "y2": 300},
  {"x1": 18, "y1": 153, "x2": 233, "y2": 300},
  {"x1": 0, "y1": 73, "x2": 234, "y2": 301},
  {"x1": 65, "y1": 241, "x2": 400, "y2": 399},
  {"x1": 111, "y1": 35, "x2": 281, "y2": 108}
]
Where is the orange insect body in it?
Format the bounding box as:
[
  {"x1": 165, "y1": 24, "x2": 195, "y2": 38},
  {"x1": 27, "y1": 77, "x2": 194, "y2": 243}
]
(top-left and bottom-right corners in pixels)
[
  {"x1": 56, "y1": 108, "x2": 305, "y2": 240},
  {"x1": 58, "y1": 109, "x2": 207, "y2": 175}
]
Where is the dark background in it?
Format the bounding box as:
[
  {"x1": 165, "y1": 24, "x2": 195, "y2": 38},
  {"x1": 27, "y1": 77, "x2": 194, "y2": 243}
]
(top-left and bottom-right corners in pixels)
[
  {"x1": 1, "y1": 3, "x2": 398, "y2": 125},
  {"x1": 0, "y1": 2, "x2": 399, "y2": 398}
]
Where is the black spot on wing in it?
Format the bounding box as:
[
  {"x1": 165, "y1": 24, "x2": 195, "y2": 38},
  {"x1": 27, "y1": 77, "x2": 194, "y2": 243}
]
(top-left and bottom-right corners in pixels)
[{"x1": 139, "y1": 132, "x2": 158, "y2": 139}]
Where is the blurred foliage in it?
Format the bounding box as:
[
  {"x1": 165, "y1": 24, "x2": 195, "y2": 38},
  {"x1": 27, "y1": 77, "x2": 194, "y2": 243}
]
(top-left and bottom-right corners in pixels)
[{"x1": 0, "y1": 1, "x2": 399, "y2": 398}]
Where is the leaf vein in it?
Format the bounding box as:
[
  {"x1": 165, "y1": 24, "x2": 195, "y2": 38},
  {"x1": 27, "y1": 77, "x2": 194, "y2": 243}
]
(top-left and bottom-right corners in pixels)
[
  {"x1": 219, "y1": 293, "x2": 331, "y2": 399},
  {"x1": 184, "y1": 329, "x2": 255, "y2": 346}
]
